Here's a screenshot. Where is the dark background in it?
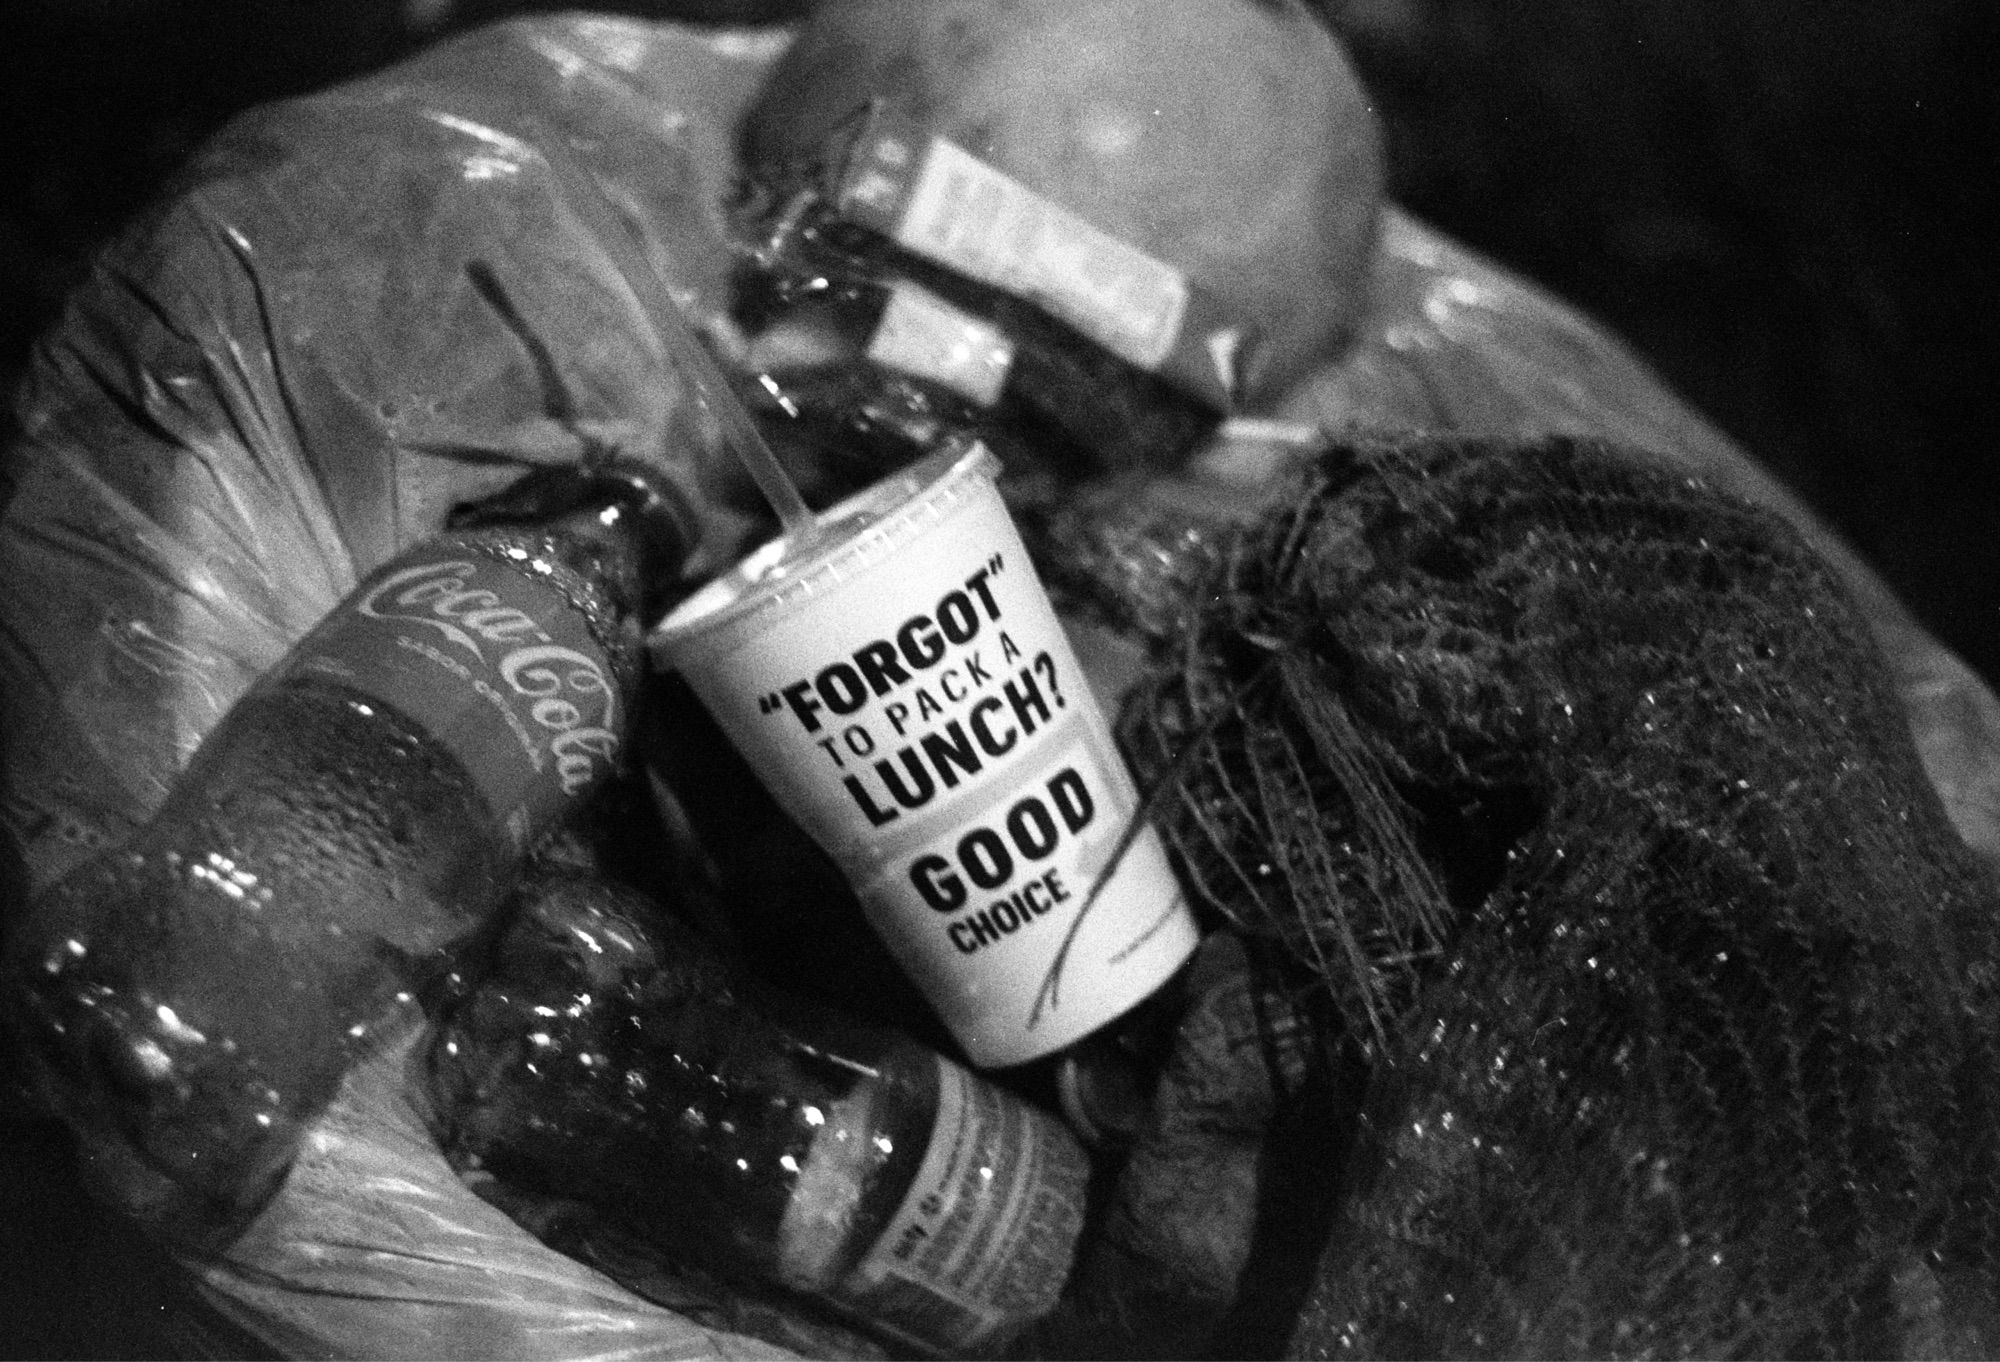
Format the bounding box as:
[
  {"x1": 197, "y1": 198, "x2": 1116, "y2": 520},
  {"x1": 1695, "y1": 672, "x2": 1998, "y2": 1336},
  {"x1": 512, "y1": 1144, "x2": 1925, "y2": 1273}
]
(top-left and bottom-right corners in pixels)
[
  {"x1": 1324, "y1": 0, "x2": 1998, "y2": 687},
  {"x1": 0, "y1": 0, "x2": 1993, "y2": 1355}
]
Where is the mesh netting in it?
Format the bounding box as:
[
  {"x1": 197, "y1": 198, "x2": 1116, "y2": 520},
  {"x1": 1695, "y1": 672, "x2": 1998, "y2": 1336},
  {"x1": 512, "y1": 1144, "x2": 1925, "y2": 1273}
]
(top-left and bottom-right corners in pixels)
[{"x1": 1036, "y1": 434, "x2": 2000, "y2": 1358}]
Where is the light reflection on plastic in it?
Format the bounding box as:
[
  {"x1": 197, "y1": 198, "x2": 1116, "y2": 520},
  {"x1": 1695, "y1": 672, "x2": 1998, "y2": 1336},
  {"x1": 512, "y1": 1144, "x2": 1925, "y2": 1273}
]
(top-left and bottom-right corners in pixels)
[{"x1": 463, "y1": 155, "x2": 521, "y2": 182}]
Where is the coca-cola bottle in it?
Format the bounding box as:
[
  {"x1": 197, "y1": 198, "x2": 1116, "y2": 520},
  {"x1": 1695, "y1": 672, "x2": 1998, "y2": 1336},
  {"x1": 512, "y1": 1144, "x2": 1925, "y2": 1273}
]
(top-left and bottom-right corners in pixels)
[
  {"x1": 2, "y1": 459, "x2": 690, "y2": 1243},
  {"x1": 427, "y1": 865, "x2": 1090, "y2": 1358}
]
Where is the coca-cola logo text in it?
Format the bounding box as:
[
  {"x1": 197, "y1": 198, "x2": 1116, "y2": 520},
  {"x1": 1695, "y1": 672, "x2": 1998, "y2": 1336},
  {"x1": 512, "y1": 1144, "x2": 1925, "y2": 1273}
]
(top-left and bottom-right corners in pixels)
[
  {"x1": 360, "y1": 560, "x2": 548, "y2": 655},
  {"x1": 499, "y1": 644, "x2": 619, "y2": 794},
  {"x1": 360, "y1": 559, "x2": 618, "y2": 793}
]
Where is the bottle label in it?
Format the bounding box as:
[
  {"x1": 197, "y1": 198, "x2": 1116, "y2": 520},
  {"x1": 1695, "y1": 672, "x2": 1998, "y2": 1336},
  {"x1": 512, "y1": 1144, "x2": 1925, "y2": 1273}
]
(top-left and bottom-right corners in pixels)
[
  {"x1": 865, "y1": 280, "x2": 1016, "y2": 408},
  {"x1": 837, "y1": 1056, "x2": 1084, "y2": 1355},
  {"x1": 271, "y1": 546, "x2": 621, "y2": 853}
]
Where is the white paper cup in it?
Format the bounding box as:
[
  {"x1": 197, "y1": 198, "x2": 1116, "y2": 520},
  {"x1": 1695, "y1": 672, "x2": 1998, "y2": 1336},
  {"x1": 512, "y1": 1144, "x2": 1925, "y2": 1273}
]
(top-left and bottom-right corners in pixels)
[{"x1": 651, "y1": 443, "x2": 1198, "y2": 1068}]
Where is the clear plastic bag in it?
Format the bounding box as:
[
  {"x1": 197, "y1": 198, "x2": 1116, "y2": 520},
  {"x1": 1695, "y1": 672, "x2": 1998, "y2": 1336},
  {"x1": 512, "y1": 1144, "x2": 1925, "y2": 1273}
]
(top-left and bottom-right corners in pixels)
[{"x1": 2, "y1": 12, "x2": 1995, "y2": 1360}]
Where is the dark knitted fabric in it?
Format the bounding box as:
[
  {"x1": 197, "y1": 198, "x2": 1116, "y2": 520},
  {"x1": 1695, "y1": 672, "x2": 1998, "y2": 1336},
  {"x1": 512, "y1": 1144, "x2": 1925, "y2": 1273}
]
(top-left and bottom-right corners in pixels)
[{"x1": 1036, "y1": 435, "x2": 2000, "y2": 1357}]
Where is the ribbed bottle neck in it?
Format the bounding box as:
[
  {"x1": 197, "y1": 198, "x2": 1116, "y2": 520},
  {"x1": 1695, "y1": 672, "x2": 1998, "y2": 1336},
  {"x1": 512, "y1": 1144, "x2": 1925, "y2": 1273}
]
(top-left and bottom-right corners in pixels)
[{"x1": 449, "y1": 460, "x2": 695, "y2": 627}]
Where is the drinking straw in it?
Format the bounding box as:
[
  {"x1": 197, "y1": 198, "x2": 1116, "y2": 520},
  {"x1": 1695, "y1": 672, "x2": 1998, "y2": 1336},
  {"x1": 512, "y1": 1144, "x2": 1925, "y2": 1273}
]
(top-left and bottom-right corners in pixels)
[{"x1": 536, "y1": 135, "x2": 820, "y2": 549}]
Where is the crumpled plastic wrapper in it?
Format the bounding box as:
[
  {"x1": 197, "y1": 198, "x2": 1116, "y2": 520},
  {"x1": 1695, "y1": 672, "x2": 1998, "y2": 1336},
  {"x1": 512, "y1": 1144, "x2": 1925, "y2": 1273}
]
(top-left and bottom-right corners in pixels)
[{"x1": 1, "y1": 12, "x2": 1995, "y2": 1361}]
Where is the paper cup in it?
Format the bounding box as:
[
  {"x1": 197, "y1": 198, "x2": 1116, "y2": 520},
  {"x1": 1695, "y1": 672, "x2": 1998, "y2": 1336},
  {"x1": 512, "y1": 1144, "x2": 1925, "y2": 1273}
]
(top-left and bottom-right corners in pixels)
[{"x1": 651, "y1": 443, "x2": 1198, "y2": 1068}]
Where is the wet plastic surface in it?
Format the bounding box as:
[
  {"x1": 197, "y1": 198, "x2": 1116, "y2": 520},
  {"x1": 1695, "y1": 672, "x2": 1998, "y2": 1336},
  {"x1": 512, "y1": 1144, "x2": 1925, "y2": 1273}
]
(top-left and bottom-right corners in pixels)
[{"x1": 2, "y1": 13, "x2": 1996, "y2": 1360}]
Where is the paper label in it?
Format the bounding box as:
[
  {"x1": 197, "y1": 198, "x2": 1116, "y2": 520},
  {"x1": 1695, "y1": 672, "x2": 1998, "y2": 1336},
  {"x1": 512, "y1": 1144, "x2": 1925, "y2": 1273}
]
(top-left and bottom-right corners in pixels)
[
  {"x1": 837, "y1": 1056, "x2": 1082, "y2": 1354},
  {"x1": 869, "y1": 136, "x2": 1190, "y2": 374},
  {"x1": 865, "y1": 280, "x2": 1016, "y2": 407},
  {"x1": 270, "y1": 547, "x2": 620, "y2": 853}
]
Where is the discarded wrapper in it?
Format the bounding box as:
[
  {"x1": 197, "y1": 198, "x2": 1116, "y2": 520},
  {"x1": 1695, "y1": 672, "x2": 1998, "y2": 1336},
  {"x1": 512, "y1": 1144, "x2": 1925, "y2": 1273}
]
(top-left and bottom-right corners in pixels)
[{"x1": 820, "y1": 103, "x2": 1259, "y2": 413}]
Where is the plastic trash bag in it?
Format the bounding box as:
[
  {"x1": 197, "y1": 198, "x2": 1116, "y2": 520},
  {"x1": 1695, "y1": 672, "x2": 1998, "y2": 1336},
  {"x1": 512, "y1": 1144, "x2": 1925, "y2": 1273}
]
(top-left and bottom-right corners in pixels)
[
  {"x1": 1, "y1": 16, "x2": 810, "y2": 1360},
  {"x1": 2, "y1": 12, "x2": 1996, "y2": 1360}
]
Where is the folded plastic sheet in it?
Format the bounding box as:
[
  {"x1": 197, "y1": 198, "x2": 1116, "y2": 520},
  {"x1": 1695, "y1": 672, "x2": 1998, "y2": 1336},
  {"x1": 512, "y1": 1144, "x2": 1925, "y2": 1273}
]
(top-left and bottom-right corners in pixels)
[{"x1": 2, "y1": 13, "x2": 1996, "y2": 1361}]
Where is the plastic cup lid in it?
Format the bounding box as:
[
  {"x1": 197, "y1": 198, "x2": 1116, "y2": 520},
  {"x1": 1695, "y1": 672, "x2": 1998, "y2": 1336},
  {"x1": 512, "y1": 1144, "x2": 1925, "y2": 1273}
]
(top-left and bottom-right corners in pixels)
[{"x1": 648, "y1": 440, "x2": 1002, "y2": 669}]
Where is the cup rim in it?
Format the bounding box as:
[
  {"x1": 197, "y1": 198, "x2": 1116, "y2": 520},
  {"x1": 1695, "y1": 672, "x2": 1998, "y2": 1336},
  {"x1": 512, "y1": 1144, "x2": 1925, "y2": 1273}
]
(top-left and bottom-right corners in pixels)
[{"x1": 648, "y1": 440, "x2": 1001, "y2": 665}]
